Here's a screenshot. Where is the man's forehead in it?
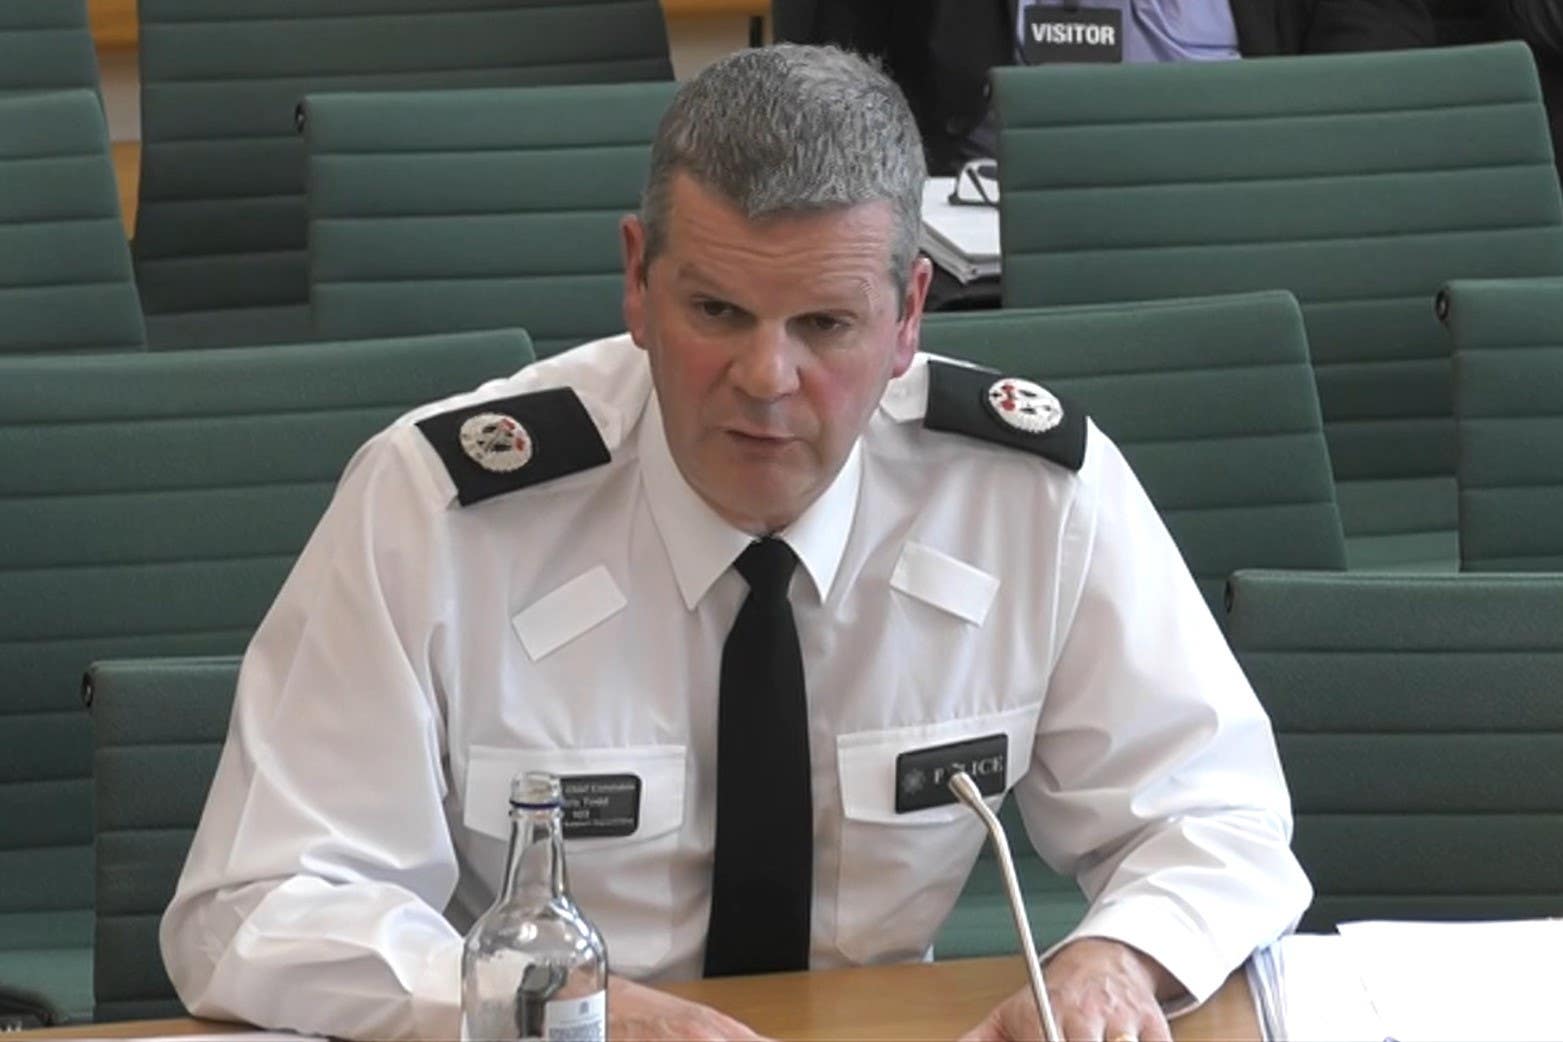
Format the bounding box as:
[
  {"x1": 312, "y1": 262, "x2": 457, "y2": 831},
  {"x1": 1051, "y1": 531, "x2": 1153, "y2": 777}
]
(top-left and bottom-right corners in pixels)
[{"x1": 672, "y1": 258, "x2": 878, "y2": 303}]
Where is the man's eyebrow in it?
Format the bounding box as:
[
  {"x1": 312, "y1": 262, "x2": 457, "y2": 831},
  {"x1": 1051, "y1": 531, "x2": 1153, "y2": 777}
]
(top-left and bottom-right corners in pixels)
[{"x1": 672, "y1": 262, "x2": 724, "y2": 289}]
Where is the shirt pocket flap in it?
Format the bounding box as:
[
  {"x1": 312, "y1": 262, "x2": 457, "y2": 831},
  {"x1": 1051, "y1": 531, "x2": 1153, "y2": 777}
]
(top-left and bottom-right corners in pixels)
[
  {"x1": 890, "y1": 542, "x2": 999, "y2": 626},
  {"x1": 836, "y1": 703, "x2": 1041, "y2": 826},
  {"x1": 512, "y1": 565, "x2": 627, "y2": 661},
  {"x1": 464, "y1": 743, "x2": 686, "y2": 847}
]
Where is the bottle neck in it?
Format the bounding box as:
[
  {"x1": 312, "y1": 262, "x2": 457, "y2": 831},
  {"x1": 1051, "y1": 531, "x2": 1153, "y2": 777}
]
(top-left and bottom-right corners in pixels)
[{"x1": 500, "y1": 802, "x2": 569, "y2": 907}]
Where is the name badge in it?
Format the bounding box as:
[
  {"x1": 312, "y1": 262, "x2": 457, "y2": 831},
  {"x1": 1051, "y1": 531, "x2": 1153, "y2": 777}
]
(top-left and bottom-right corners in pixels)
[
  {"x1": 894, "y1": 733, "x2": 1008, "y2": 813},
  {"x1": 560, "y1": 774, "x2": 641, "y2": 838},
  {"x1": 1022, "y1": 4, "x2": 1124, "y2": 65}
]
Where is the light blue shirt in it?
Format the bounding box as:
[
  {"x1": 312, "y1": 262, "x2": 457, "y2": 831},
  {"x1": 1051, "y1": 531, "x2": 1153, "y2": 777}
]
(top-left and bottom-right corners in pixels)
[{"x1": 1016, "y1": 0, "x2": 1240, "y2": 63}]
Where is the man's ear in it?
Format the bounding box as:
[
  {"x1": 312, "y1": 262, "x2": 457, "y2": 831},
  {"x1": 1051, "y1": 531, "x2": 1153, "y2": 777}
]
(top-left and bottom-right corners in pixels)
[
  {"x1": 621, "y1": 214, "x2": 650, "y2": 348},
  {"x1": 891, "y1": 255, "x2": 935, "y2": 377}
]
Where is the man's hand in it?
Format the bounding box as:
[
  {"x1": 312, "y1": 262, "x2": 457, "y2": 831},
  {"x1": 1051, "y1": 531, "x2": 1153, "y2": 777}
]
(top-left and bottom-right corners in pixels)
[
  {"x1": 607, "y1": 974, "x2": 771, "y2": 1041},
  {"x1": 959, "y1": 938, "x2": 1176, "y2": 1042}
]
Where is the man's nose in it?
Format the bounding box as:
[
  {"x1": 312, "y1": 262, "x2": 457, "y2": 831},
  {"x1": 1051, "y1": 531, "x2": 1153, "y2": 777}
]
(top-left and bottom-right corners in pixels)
[{"x1": 729, "y1": 323, "x2": 802, "y2": 402}]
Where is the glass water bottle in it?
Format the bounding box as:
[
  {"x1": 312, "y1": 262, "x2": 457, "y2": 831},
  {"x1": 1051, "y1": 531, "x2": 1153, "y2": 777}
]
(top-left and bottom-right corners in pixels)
[{"x1": 461, "y1": 771, "x2": 609, "y2": 1041}]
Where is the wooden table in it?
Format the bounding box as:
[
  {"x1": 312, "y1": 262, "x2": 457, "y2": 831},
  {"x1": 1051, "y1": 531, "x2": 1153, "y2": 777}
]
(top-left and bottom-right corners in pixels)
[
  {"x1": 16, "y1": 956, "x2": 1257, "y2": 1040},
  {"x1": 88, "y1": 0, "x2": 770, "y2": 52}
]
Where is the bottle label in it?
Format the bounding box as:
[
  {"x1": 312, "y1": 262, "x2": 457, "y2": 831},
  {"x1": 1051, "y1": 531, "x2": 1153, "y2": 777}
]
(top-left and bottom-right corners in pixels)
[{"x1": 543, "y1": 989, "x2": 606, "y2": 1042}]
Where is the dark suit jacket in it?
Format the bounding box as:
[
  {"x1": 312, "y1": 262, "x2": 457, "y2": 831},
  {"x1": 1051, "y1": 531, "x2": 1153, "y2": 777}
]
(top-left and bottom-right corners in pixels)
[
  {"x1": 775, "y1": 0, "x2": 1435, "y2": 173},
  {"x1": 1499, "y1": 1, "x2": 1563, "y2": 183}
]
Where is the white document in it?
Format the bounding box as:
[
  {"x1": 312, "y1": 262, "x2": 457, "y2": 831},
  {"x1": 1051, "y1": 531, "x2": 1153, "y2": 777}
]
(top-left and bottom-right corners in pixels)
[
  {"x1": 68, "y1": 1034, "x2": 326, "y2": 1042},
  {"x1": 1337, "y1": 918, "x2": 1563, "y2": 1042},
  {"x1": 920, "y1": 178, "x2": 1001, "y2": 283},
  {"x1": 1248, "y1": 933, "x2": 1387, "y2": 1042}
]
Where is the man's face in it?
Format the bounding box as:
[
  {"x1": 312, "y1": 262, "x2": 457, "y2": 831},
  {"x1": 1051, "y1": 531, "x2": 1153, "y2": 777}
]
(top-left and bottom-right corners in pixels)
[{"x1": 621, "y1": 174, "x2": 932, "y2": 534}]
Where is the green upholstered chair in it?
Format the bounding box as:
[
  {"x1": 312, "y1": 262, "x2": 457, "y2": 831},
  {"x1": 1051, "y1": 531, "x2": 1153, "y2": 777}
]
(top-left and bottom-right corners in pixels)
[
  {"x1": 1440, "y1": 277, "x2": 1563, "y2": 571},
  {"x1": 1227, "y1": 570, "x2": 1563, "y2": 929},
  {"x1": 0, "y1": 329, "x2": 534, "y2": 1021},
  {"x1": 0, "y1": 1, "x2": 100, "y2": 95},
  {"x1": 132, "y1": 0, "x2": 672, "y2": 349},
  {"x1": 921, "y1": 291, "x2": 1346, "y2": 619},
  {"x1": 87, "y1": 656, "x2": 238, "y2": 1022},
  {"x1": 993, "y1": 42, "x2": 1563, "y2": 571},
  {"x1": 923, "y1": 291, "x2": 1346, "y2": 958},
  {"x1": 305, "y1": 81, "x2": 677, "y2": 357},
  {"x1": 0, "y1": 90, "x2": 145, "y2": 354}
]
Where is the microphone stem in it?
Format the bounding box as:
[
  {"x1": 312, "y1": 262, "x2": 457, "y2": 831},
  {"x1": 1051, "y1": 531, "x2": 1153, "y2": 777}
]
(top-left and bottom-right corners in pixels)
[{"x1": 948, "y1": 771, "x2": 1063, "y2": 1042}]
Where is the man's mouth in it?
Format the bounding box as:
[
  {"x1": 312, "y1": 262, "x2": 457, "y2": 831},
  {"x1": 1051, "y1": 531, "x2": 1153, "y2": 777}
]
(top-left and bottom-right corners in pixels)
[{"x1": 725, "y1": 427, "x2": 794, "y2": 444}]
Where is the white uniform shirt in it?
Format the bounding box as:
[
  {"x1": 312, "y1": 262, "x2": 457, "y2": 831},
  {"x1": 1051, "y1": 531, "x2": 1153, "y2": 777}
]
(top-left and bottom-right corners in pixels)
[{"x1": 161, "y1": 334, "x2": 1310, "y2": 1040}]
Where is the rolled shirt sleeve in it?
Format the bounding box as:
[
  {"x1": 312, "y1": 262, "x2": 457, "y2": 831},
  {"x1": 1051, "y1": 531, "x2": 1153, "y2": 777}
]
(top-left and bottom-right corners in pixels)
[
  {"x1": 1016, "y1": 432, "x2": 1312, "y2": 1007},
  {"x1": 160, "y1": 427, "x2": 466, "y2": 1041}
]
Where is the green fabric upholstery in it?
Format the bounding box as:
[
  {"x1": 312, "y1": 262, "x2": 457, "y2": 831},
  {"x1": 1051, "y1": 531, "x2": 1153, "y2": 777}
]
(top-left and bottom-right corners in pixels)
[
  {"x1": 0, "y1": 1, "x2": 99, "y2": 95},
  {"x1": 993, "y1": 42, "x2": 1563, "y2": 571},
  {"x1": 1227, "y1": 570, "x2": 1563, "y2": 929},
  {"x1": 133, "y1": 0, "x2": 672, "y2": 346},
  {"x1": 0, "y1": 329, "x2": 534, "y2": 1020},
  {"x1": 924, "y1": 291, "x2": 1345, "y2": 958},
  {"x1": 921, "y1": 291, "x2": 1346, "y2": 618},
  {"x1": 0, "y1": 90, "x2": 145, "y2": 354},
  {"x1": 1441, "y1": 277, "x2": 1563, "y2": 571},
  {"x1": 306, "y1": 81, "x2": 677, "y2": 357},
  {"x1": 88, "y1": 656, "x2": 238, "y2": 1022}
]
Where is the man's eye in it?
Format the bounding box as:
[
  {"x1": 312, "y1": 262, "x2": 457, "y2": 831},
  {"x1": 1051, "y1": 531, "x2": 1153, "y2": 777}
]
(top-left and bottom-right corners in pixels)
[
  {"x1": 806, "y1": 314, "x2": 848, "y2": 334},
  {"x1": 696, "y1": 300, "x2": 736, "y2": 320}
]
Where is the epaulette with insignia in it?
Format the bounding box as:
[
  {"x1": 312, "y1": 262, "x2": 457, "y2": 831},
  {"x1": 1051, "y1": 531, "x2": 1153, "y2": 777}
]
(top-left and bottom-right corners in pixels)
[
  {"x1": 923, "y1": 360, "x2": 1087, "y2": 471},
  {"x1": 416, "y1": 387, "x2": 610, "y2": 506}
]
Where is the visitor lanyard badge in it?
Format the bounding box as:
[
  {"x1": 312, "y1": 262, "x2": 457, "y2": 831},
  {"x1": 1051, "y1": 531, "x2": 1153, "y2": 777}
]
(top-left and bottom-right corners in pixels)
[{"x1": 1021, "y1": 3, "x2": 1124, "y2": 64}]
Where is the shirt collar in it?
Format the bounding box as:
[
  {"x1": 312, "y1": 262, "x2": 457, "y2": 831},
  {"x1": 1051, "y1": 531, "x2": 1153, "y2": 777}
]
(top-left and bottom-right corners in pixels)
[{"x1": 638, "y1": 391, "x2": 862, "y2": 610}]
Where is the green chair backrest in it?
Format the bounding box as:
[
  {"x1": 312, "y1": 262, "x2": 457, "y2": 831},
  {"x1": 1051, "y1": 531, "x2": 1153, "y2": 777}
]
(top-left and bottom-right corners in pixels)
[
  {"x1": 1227, "y1": 570, "x2": 1563, "y2": 929},
  {"x1": 994, "y1": 42, "x2": 1563, "y2": 571},
  {"x1": 0, "y1": 329, "x2": 534, "y2": 1019},
  {"x1": 132, "y1": 0, "x2": 672, "y2": 321},
  {"x1": 88, "y1": 656, "x2": 238, "y2": 1022},
  {"x1": 1441, "y1": 277, "x2": 1563, "y2": 571},
  {"x1": 0, "y1": 90, "x2": 145, "y2": 354},
  {"x1": 921, "y1": 291, "x2": 1346, "y2": 618},
  {"x1": 924, "y1": 291, "x2": 1345, "y2": 959},
  {"x1": 305, "y1": 81, "x2": 677, "y2": 357},
  {"x1": 0, "y1": 1, "x2": 100, "y2": 95}
]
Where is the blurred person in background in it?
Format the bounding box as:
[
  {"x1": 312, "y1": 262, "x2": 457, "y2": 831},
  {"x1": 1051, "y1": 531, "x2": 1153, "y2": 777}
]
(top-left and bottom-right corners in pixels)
[{"x1": 776, "y1": 0, "x2": 1435, "y2": 174}]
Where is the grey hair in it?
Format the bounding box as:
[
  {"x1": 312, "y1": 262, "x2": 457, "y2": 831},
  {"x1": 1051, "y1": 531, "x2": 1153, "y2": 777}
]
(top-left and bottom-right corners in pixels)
[{"x1": 639, "y1": 44, "x2": 926, "y2": 299}]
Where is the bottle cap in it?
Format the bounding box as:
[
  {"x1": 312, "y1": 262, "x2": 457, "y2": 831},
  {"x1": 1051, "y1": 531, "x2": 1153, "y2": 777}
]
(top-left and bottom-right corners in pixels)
[{"x1": 510, "y1": 770, "x2": 563, "y2": 809}]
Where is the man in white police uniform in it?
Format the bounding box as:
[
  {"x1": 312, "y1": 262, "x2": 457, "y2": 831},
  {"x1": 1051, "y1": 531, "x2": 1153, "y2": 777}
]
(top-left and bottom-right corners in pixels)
[{"x1": 162, "y1": 44, "x2": 1310, "y2": 1042}]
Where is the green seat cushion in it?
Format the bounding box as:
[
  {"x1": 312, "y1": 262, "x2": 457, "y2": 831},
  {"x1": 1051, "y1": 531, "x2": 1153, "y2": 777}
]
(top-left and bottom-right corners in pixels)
[
  {"x1": 0, "y1": 946, "x2": 93, "y2": 1023},
  {"x1": 1227, "y1": 570, "x2": 1563, "y2": 930},
  {"x1": 134, "y1": 0, "x2": 672, "y2": 324},
  {"x1": 922, "y1": 291, "x2": 1346, "y2": 621},
  {"x1": 142, "y1": 304, "x2": 315, "y2": 351},
  {"x1": 0, "y1": 1, "x2": 100, "y2": 95},
  {"x1": 1442, "y1": 276, "x2": 1563, "y2": 570},
  {"x1": 0, "y1": 90, "x2": 145, "y2": 354},
  {"x1": 0, "y1": 330, "x2": 534, "y2": 1021},
  {"x1": 306, "y1": 81, "x2": 677, "y2": 357},
  {"x1": 994, "y1": 43, "x2": 1563, "y2": 569}
]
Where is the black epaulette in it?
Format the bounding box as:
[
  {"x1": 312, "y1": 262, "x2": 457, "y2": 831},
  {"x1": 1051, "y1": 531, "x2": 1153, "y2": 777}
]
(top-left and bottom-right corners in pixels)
[
  {"x1": 923, "y1": 359, "x2": 1087, "y2": 472},
  {"x1": 415, "y1": 387, "x2": 611, "y2": 506}
]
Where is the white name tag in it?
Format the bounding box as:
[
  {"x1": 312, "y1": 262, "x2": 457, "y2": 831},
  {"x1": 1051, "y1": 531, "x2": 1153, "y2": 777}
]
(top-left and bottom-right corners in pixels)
[{"x1": 512, "y1": 565, "x2": 627, "y2": 660}]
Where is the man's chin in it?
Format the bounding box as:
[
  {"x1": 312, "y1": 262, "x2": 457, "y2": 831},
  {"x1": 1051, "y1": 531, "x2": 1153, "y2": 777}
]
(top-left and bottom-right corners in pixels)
[{"x1": 707, "y1": 479, "x2": 813, "y2": 534}]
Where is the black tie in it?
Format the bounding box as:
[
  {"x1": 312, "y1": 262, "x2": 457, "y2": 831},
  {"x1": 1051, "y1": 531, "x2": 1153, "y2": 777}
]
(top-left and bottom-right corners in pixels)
[{"x1": 703, "y1": 537, "x2": 813, "y2": 976}]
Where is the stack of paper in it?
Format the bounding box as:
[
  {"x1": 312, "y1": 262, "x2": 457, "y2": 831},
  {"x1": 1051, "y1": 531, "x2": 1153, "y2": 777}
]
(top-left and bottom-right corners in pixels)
[
  {"x1": 920, "y1": 178, "x2": 1000, "y2": 284},
  {"x1": 1249, "y1": 919, "x2": 1563, "y2": 1042},
  {"x1": 1338, "y1": 919, "x2": 1563, "y2": 1042},
  {"x1": 1247, "y1": 933, "x2": 1387, "y2": 1042}
]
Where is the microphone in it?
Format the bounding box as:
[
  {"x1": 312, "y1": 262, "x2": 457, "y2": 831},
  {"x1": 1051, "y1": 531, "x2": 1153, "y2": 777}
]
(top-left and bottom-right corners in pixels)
[{"x1": 948, "y1": 770, "x2": 1063, "y2": 1042}]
